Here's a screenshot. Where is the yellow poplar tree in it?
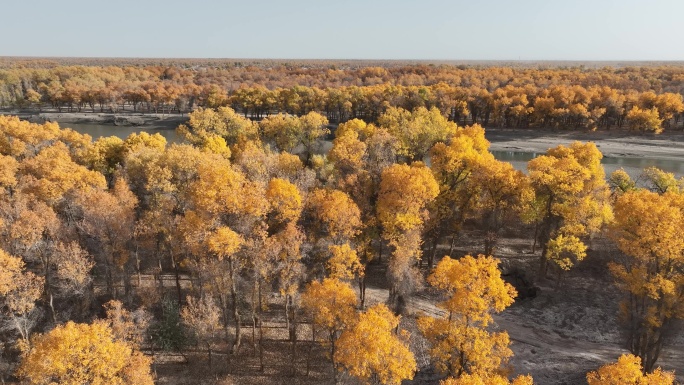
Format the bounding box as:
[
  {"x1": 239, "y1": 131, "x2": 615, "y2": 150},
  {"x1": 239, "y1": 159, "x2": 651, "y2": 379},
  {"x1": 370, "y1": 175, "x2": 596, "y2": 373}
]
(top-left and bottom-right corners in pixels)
[
  {"x1": 326, "y1": 243, "x2": 364, "y2": 281},
  {"x1": 266, "y1": 177, "x2": 303, "y2": 226},
  {"x1": 608, "y1": 189, "x2": 684, "y2": 372},
  {"x1": 418, "y1": 255, "x2": 517, "y2": 378},
  {"x1": 206, "y1": 226, "x2": 244, "y2": 353},
  {"x1": 586, "y1": 354, "x2": 674, "y2": 385},
  {"x1": 306, "y1": 188, "x2": 362, "y2": 243},
  {"x1": 18, "y1": 321, "x2": 154, "y2": 385},
  {"x1": 426, "y1": 124, "x2": 493, "y2": 267},
  {"x1": 378, "y1": 106, "x2": 458, "y2": 161},
  {"x1": 526, "y1": 142, "x2": 612, "y2": 279},
  {"x1": 626, "y1": 106, "x2": 664, "y2": 133},
  {"x1": 441, "y1": 373, "x2": 534, "y2": 385},
  {"x1": 301, "y1": 278, "x2": 357, "y2": 374},
  {"x1": 335, "y1": 304, "x2": 416, "y2": 385},
  {"x1": 378, "y1": 162, "x2": 439, "y2": 304},
  {"x1": 0, "y1": 249, "x2": 43, "y2": 341},
  {"x1": 469, "y1": 157, "x2": 531, "y2": 256}
]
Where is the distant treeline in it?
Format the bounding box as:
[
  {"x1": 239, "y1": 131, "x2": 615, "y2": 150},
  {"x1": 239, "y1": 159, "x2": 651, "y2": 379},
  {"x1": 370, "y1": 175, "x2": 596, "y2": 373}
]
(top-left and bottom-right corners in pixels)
[{"x1": 1, "y1": 60, "x2": 683, "y2": 131}]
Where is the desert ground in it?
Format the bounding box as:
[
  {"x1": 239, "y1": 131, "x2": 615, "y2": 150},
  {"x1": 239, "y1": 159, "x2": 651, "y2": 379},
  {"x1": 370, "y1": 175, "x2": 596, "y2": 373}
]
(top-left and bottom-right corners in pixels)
[{"x1": 151, "y1": 230, "x2": 683, "y2": 385}]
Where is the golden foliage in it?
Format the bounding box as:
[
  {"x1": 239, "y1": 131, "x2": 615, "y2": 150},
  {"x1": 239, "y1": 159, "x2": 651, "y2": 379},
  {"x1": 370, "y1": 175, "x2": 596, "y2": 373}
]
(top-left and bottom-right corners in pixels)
[
  {"x1": 378, "y1": 162, "x2": 439, "y2": 236},
  {"x1": 266, "y1": 178, "x2": 302, "y2": 224},
  {"x1": 608, "y1": 168, "x2": 636, "y2": 194},
  {"x1": 428, "y1": 255, "x2": 516, "y2": 326},
  {"x1": 265, "y1": 222, "x2": 305, "y2": 297},
  {"x1": 18, "y1": 321, "x2": 154, "y2": 385},
  {"x1": 626, "y1": 106, "x2": 664, "y2": 133},
  {"x1": 608, "y1": 189, "x2": 684, "y2": 370},
  {"x1": 301, "y1": 277, "x2": 357, "y2": 359},
  {"x1": 21, "y1": 141, "x2": 107, "y2": 204},
  {"x1": 306, "y1": 188, "x2": 362, "y2": 240},
  {"x1": 335, "y1": 304, "x2": 416, "y2": 385},
  {"x1": 441, "y1": 373, "x2": 533, "y2": 385},
  {"x1": 0, "y1": 154, "x2": 19, "y2": 189},
  {"x1": 378, "y1": 106, "x2": 458, "y2": 160},
  {"x1": 260, "y1": 114, "x2": 301, "y2": 152},
  {"x1": 641, "y1": 167, "x2": 682, "y2": 194},
  {"x1": 207, "y1": 226, "x2": 243, "y2": 260},
  {"x1": 328, "y1": 129, "x2": 367, "y2": 174},
  {"x1": 178, "y1": 106, "x2": 259, "y2": 147},
  {"x1": 326, "y1": 243, "x2": 365, "y2": 280},
  {"x1": 336, "y1": 118, "x2": 375, "y2": 141},
  {"x1": 526, "y1": 141, "x2": 612, "y2": 271},
  {"x1": 0, "y1": 249, "x2": 43, "y2": 316},
  {"x1": 419, "y1": 255, "x2": 517, "y2": 377},
  {"x1": 586, "y1": 354, "x2": 674, "y2": 385},
  {"x1": 545, "y1": 234, "x2": 587, "y2": 271}
]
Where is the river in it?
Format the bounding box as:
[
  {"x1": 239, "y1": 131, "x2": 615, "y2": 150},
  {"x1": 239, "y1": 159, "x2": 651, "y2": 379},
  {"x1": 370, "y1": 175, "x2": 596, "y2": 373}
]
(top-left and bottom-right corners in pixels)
[{"x1": 65, "y1": 123, "x2": 182, "y2": 144}]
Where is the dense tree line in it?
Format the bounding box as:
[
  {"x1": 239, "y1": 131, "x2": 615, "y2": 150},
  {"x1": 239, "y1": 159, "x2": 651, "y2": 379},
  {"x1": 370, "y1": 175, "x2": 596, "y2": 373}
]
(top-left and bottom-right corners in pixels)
[
  {"x1": 0, "y1": 104, "x2": 682, "y2": 384},
  {"x1": 1, "y1": 62, "x2": 684, "y2": 132}
]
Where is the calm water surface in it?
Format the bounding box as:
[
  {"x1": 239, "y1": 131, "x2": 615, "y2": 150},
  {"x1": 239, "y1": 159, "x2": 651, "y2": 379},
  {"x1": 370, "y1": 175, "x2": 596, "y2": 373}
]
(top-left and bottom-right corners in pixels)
[{"x1": 66, "y1": 123, "x2": 182, "y2": 144}]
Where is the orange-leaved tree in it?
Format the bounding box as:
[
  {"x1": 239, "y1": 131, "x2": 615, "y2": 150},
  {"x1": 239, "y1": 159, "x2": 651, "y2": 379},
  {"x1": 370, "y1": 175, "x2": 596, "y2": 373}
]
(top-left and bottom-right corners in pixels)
[
  {"x1": 586, "y1": 354, "x2": 674, "y2": 385},
  {"x1": 378, "y1": 162, "x2": 438, "y2": 305},
  {"x1": 426, "y1": 123, "x2": 493, "y2": 268},
  {"x1": 0, "y1": 249, "x2": 43, "y2": 341},
  {"x1": 18, "y1": 321, "x2": 154, "y2": 385},
  {"x1": 335, "y1": 304, "x2": 416, "y2": 385},
  {"x1": 525, "y1": 142, "x2": 612, "y2": 280},
  {"x1": 440, "y1": 373, "x2": 534, "y2": 385},
  {"x1": 301, "y1": 277, "x2": 357, "y2": 376},
  {"x1": 608, "y1": 189, "x2": 684, "y2": 372},
  {"x1": 418, "y1": 255, "x2": 517, "y2": 378}
]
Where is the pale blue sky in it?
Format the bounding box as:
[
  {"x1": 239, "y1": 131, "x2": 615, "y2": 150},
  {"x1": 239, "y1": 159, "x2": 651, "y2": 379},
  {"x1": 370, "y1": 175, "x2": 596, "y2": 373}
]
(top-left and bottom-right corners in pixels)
[{"x1": 2, "y1": 0, "x2": 682, "y2": 60}]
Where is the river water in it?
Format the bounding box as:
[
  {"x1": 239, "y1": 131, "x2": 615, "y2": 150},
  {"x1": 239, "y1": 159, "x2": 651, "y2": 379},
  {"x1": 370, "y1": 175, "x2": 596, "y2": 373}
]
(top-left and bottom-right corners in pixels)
[
  {"x1": 65, "y1": 123, "x2": 182, "y2": 144},
  {"x1": 65, "y1": 123, "x2": 684, "y2": 179}
]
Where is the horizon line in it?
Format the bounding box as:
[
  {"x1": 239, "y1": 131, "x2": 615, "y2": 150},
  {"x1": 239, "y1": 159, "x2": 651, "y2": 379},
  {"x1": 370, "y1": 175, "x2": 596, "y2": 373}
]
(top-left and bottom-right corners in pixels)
[{"x1": 2, "y1": 56, "x2": 684, "y2": 63}]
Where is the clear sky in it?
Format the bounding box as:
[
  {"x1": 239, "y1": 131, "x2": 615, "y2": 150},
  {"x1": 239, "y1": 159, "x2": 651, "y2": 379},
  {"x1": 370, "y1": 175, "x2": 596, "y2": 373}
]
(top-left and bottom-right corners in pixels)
[{"x1": 2, "y1": 0, "x2": 682, "y2": 60}]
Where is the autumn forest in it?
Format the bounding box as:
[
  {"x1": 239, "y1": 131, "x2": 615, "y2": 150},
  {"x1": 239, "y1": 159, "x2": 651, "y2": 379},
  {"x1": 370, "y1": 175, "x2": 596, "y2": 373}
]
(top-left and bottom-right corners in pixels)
[{"x1": 0, "y1": 59, "x2": 683, "y2": 385}]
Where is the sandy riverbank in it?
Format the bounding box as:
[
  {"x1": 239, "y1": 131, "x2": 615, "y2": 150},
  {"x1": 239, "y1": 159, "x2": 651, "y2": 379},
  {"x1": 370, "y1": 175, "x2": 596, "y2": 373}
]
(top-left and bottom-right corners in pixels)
[
  {"x1": 486, "y1": 128, "x2": 684, "y2": 161},
  {"x1": 3, "y1": 111, "x2": 189, "y2": 130}
]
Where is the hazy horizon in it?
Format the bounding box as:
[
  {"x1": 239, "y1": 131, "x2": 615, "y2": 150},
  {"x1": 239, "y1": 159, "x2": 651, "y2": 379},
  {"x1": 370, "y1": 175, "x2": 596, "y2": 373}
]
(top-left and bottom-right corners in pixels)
[{"x1": 2, "y1": 0, "x2": 682, "y2": 61}]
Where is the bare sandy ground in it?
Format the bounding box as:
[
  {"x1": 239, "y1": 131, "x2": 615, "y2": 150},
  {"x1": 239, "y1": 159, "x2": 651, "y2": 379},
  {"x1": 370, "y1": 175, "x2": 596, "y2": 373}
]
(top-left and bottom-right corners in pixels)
[
  {"x1": 363, "y1": 234, "x2": 684, "y2": 385},
  {"x1": 487, "y1": 128, "x2": 684, "y2": 161}
]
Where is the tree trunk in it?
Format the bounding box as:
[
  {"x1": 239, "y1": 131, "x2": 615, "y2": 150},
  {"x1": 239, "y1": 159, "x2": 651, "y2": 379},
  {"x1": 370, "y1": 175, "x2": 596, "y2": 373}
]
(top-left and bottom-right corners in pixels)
[
  {"x1": 428, "y1": 230, "x2": 442, "y2": 269},
  {"x1": 448, "y1": 234, "x2": 457, "y2": 257},
  {"x1": 170, "y1": 251, "x2": 182, "y2": 306},
  {"x1": 259, "y1": 316, "x2": 264, "y2": 372},
  {"x1": 287, "y1": 294, "x2": 298, "y2": 377},
  {"x1": 251, "y1": 280, "x2": 258, "y2": 353},
  {"x1": 49, "y1": 293, "x2": 57, "y2": 323},
  {"x1": 229, "y1": 257, "x2": 241, "y2": 354},
  {"x1": 537, "y1": 243, "x2": 549, "y2": 280},
  {"x1": 358, "y1": 274, "x2": 366, "y2": 309}
]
